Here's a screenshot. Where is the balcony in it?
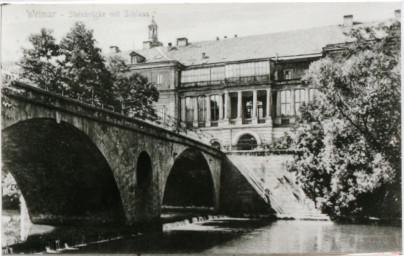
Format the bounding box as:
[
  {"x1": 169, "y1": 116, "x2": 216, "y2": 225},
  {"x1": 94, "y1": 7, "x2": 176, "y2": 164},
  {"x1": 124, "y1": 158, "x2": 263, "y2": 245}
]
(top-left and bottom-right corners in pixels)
[
  {"x1": 225, "y1": 75, "x2": 270, "y2": 86},
  {"x1": 180, "y1": 75, "x2": 271, "y2": 88},
  {"x1": 181, "y1": 79, "x2": 225, "y2": 88}
]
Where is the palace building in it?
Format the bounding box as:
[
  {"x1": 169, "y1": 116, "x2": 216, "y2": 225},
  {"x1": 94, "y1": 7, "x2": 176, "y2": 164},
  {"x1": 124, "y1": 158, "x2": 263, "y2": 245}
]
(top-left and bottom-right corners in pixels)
[{"x1": 111, "y1": 11, "x2": 400, "y2": 151}]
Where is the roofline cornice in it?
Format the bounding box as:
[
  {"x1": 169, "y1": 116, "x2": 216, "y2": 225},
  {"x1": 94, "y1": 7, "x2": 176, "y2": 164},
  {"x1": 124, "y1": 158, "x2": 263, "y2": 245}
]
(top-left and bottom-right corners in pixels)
[{"x1": 128, "y1": 60, "x2": 184, "y2": 70}]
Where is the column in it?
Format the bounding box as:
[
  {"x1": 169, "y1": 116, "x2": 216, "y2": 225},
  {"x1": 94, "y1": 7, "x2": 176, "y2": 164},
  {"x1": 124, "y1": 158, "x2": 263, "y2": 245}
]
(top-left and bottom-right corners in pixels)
[
  {"x1": 276, "y1": 91, "x2": 281, "y2": 116},
  {"x1": 193, "y1": 97, "x2": 198, "y2": 127},
  {"x1": 305, "y1": 88, "x2": 310, "y2": 103},
  {"x1": 218, "y1": 93, "x2": 224, "y2": 121},
  {"x1": 252, "y1": 90, "x2": 258, "y2": 124},
  {"x1": 206, "y1": 95, "x2": 211, "y2": 127},
  {"x1": 181, "y1": 97, "x2": 186, "y2": 125},
  {"x1": 236, "y1": 91, "x2": 242, "y2": 125},
  {"x1": 223, "y1": 91, "x2": 230, "y2": 125},
  {"x1": 266, "y1": 88, "x2": 273, "y2": 125},
  {"x1": 290, "y1": 89, "x2": 295, "y2": 116}
]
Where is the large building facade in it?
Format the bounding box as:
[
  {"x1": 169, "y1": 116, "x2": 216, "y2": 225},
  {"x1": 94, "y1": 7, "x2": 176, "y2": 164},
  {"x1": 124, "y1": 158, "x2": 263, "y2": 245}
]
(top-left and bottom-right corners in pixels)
[{"x1": 111, "y1": 11, "x2": 400, "y2": 151}]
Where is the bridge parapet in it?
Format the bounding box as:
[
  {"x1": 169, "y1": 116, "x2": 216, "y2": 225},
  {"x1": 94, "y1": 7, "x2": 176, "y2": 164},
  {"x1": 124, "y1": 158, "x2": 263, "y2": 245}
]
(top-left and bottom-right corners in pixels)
[{"x1": 3, "y1": 82, "x2": 222, "y2": 158}]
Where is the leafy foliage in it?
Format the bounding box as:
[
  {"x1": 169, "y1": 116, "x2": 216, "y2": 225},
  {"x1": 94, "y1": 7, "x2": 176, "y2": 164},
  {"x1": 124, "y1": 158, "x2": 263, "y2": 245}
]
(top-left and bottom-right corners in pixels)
[
  {"x1": 18, "y1": 22, "x2": 158, "y2": 114},
  {"x1": 288, "y1": 21, "x2": 401, "y2": 219},
  {"x1": 19, "y1": 28, "x2": 62, "y2": 92},
  {"x1": 107, "y1": 55, "x2": 159, "y2": 115},
  {"x1": 2, "y1": 171, "x2": 21, "y2": 209}
]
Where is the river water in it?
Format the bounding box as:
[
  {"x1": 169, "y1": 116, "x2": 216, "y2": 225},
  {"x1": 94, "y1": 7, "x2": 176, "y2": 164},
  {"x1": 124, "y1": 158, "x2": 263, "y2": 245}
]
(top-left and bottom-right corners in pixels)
[{"x1": 53, "y1": 218, "x2": 401, "y2": 254}]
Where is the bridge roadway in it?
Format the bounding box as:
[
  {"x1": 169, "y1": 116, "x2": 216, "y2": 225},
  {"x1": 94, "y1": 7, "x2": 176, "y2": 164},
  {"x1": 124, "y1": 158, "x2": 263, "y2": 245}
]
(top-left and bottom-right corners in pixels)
[{"x1": 2, "y1": 82, "x2": 223, "y2": 227}]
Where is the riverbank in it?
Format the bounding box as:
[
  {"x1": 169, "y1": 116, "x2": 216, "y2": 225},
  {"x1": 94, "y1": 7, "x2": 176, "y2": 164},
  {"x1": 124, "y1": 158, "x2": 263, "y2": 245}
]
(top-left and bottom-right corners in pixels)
[{"x1": 1, "y1": 212, "x2": 231, "y2": 254}]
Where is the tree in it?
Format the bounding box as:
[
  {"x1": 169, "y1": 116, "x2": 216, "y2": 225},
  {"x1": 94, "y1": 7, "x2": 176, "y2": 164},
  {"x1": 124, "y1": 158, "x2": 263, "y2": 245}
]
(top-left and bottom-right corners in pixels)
[
  {"x1": 288, "y1": 21, "x2": 401, "y2": 219},
  {"x1": 58, "y1": 22, "x2": 113, "y2": 104},
  {"x1": 2, "y1": 171, "x2": 21, "y2": 210},
  {"x1": 19, "y1": 28, "x2": 63, "y2": 92},
  {"x1": 18, "y1": 23, "x2": 159, "y2": 116}
]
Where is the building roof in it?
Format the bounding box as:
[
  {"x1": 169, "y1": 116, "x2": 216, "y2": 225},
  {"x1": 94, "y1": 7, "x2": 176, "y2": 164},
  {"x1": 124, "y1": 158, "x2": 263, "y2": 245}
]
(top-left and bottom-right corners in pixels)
[{"x1": 112, "y1": 19, "x2": 396, "y2": 67}]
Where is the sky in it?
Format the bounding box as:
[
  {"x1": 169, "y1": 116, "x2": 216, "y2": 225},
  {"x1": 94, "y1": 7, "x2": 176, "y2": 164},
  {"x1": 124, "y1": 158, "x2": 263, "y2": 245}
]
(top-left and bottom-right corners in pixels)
[{"x1": 1, "y1": 2, "x2": 401, "y2": 63}]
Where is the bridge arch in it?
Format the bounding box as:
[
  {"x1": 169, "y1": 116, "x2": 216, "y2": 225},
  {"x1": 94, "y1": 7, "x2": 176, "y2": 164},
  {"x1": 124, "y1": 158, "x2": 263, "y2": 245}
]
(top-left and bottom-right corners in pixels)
[
  {"x1": 2, "y1": 118, "x2": 126, "y2": 225},
  {"x1": 161, "y1": 148, "x2": 216, "y2": 211}
]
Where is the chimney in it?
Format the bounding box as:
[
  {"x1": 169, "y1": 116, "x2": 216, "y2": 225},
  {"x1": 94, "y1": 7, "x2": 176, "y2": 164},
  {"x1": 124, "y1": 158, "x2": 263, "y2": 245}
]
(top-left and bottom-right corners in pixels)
[
  {"x1": 234, "y1": 34, "x2": 238, "y2": 38},
  {"x1": 395, "y1": 9, "x2": 401, "y2": 21},
  {"x1": 109, "y1": 46, "x2": 120, "y2": 53},
  {"x1": 202, "y1": 52, "x2": 206, "y2": 59},
  {"x1": 216, "y1": 37, "x2": 219, "y2": 41},
  {"x1": 176, "y1": 37, "x2": 188, "y2": 47},
  {"x1": 143, "y1": 41, "x2": 152, "y2": 50},
  {"x1": 343, "y1": 15, "x2": 353, "y2": 27},
  {"x1": 167, "y1": 42, "x2": 173, "y2": 51}
]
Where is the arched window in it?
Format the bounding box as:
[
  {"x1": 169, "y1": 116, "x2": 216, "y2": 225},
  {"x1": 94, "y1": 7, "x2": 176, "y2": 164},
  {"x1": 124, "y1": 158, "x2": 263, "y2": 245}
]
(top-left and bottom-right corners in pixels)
[{"x1": 237, "y1": 134, "x2": 258, "y2": 150}]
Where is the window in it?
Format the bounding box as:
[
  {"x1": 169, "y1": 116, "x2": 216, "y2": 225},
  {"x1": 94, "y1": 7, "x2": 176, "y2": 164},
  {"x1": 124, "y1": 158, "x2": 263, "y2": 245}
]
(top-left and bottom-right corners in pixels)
[
  {"x1": 294, "y1": 89, "x2": 306, "y2": 114},
  {"x1": 254, "y1": 61, "x2": 270, "y2": 75},
  {"x1": 198, "y1": 96, "x2": 206, "y2": 122},
  {"x1": 281, "y1": 90, "x2": 291, "y2": 116},
  {"x1": 309, "y1": 88, "x2": 320, "y2": 101},
  {"x1": 237, "y1": 134, "x2": 258, "y2": 150},
  {"x1": 211, "y1": 66, "x2": 225, "y2": 81},
  {"x1": 155, "y1": 105, "x2": 166, "y2": 120},
  {"x1": 225, "y1": 61, "x2": 270, "y2": 78},
  {"x1": 274, "y1": 71, "x2": 278, "y2": 81},
  {"x1": 257, "y1": 100, "x2": 264, "y2": 118},
  {"x1": 185, "y1": 97, "x2": 194, "y2": 123},
  {"x1": 130, "y1": 55, "x2": 136, "y2": 64},
  {"x1": 284, "y1": 69, "x2": 293, "y2": 80},
  {"x1": 181, "y1": 68, "x2": 210, "y2": 83},
  {"x1": 156, "y1": 74, "x2": 163, "y2": 85},
  {"x1": 245, "y1": 100, "x2": 253, "y2": 118},
  {"x1": 210, "y1": 95, "x2": 220, "y2": 121}
]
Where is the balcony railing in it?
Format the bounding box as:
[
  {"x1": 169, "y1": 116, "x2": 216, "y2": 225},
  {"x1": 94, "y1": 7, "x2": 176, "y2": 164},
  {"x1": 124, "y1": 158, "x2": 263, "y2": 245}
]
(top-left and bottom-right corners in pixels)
[
  {"x1": 181, "y1": 79, "x2": 225, "y2": 88},
  {"x1": 225, "y1": 74, "x2": 270, "y2": 86},
  {"x1": 180, "y1": 75, "x2": 271, "y2": 88}
]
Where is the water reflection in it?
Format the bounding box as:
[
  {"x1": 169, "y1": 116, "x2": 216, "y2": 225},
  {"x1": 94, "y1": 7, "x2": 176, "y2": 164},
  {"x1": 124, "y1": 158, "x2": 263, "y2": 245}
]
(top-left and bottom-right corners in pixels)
[
  {"x1": 69, "y1": 218, "x2": 401, "y2": 254},
  {"x1": 203, "y1": 219, "x2": 402, "y2": 254}
]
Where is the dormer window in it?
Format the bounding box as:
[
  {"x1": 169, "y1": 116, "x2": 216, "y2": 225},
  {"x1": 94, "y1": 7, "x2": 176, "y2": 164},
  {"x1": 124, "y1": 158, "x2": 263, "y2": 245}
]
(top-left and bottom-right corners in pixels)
[
  {"x1": 284, "y1": 69, "x2": 293, "y2": 80},
  {"x1": 129, "y1": 51, "x2": 145, "y2": 64}
]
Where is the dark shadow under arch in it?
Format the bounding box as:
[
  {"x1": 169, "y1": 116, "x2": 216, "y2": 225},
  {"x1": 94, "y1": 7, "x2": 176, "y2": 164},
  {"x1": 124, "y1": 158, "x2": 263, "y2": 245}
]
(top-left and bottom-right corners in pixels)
[
  {"x1": 2, "y1": 118, "x2": 126, "y2": 225},
  {"x1": 133, "y1": 151, "x2": 156, "y2": 222},
  {"x1": 136, "y1": 152, "x2": 152, "y2": 191},
  {"x1": 163, "y1": 148, "x2": 215, "y2": 208},
  {"x1": 237, "y1": 134, "x2": 258, "y2": 150}
]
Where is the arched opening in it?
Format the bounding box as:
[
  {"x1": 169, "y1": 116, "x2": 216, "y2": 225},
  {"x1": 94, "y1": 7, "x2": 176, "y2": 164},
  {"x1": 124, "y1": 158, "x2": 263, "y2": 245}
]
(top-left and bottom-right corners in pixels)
[
  {"x1": 237, "y1": 134, "x2": 258, "y2": 150},
  {"x1": 2, "y1": 118, "x2": 126, "y2": 226},
  {"x1": 136, "y1": 152, "x2": 152, "y2": 190},
  {"x1": 133, "y1": 151, "x2": 155, "y2": 222},
  {"x1": 211, "y1": 141, "x2": 221, "y2": 150},
  {"x1": 162, "y1": 148, "x2": 215, "y2": 213}
]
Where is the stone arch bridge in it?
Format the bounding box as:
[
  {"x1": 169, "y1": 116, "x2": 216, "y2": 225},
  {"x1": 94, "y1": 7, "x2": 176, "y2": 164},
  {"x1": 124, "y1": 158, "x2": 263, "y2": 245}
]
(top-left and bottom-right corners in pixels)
[{"x1": 2, "y1": 83, "x2": 223, "y2": 227}]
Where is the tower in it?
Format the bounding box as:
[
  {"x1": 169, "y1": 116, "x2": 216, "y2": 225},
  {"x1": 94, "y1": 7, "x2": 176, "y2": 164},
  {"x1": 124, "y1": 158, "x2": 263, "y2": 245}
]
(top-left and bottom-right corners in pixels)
[
  {"x1": 143, "y1": 16, "x2": 163, "y2": 49},
  {"x1": 148, "y1": 16, "x2": 158, "y2": 43}
]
